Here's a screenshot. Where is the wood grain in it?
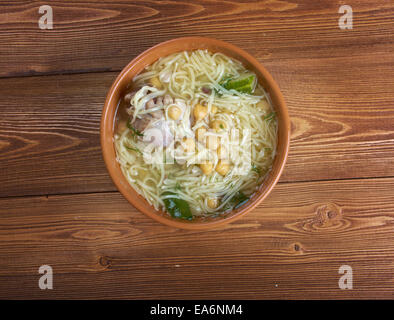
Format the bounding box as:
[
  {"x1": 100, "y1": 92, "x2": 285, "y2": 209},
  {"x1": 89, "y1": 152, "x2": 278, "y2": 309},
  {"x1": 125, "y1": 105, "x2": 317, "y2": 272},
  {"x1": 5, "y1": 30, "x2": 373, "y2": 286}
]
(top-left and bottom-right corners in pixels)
[
  {"x1": 1, "y1": 56, "x2": 394, "y2": 197},
  {"x1": 0, "y1": 177, "x2": 393, "y2": 299},
  {"x1": 1, "y1": 0, "x2": 393, "y2": 77},
  {"x1": 1, "y1": 0, "x2": 394, "y2": 300},
  {"x1": 275, "y1": 46, "x2": 394, "y2": 182},
  {"x1": 0, "y1": 73, "x2": 117, "y2": 197}
]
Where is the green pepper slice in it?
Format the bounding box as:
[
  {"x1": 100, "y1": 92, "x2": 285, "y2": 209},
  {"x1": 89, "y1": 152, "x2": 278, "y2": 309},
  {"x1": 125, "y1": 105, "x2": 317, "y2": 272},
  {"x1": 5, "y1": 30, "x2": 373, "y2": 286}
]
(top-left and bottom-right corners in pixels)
[
  {"x1": 221, "y1": 74, "x2": 256, "y2": 94},
  {"x1": 162, "y1": 192, "x2": 193, "y2": 221}
]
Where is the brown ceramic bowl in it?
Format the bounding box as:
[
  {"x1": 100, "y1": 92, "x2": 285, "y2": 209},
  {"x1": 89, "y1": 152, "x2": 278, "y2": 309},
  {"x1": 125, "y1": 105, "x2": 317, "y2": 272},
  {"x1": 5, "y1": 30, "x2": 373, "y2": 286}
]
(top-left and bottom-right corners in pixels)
[{"x1": 101, "y1": 37, "x2": 290, "y2": 230}]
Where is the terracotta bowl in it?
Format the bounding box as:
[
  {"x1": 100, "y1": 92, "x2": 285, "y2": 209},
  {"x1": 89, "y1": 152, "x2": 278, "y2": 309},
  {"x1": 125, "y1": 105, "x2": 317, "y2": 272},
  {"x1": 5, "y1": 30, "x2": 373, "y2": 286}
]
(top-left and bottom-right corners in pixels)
[{"x1": 101, "y1": 37, "x2": 290, "y2": 230}]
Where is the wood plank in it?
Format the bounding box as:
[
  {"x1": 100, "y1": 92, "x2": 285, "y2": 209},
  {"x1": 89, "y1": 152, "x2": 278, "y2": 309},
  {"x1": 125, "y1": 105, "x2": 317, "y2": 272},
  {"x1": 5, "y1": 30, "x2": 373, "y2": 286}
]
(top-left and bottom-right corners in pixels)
[
  {"x1": 0, "y1": 73, "x2": 117, "y2": 197},
  {"x1": 0, "y1": 177, "x2": 393, "y2": 299},
  {"x1": 1, "y1": 48, "x2": 394, "y2": 196},
  {"x1": 272, "y1": 48, "x2": 394, "y2": 182},
  {"x1": 0, "y1": 0, "x2": 393, "y2": 77}
]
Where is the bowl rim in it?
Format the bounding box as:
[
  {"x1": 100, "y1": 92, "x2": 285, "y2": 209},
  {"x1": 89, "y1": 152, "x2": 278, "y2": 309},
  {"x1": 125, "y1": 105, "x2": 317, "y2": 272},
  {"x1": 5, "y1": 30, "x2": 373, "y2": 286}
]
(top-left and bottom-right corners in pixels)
[{"x1": 101, "y1": 36, "x2": 290, "y2": 230}]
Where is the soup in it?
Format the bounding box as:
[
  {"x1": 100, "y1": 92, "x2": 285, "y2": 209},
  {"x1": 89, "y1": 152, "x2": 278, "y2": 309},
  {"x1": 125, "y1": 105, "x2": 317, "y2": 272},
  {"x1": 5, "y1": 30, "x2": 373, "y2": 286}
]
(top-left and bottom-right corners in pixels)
[{"x1": 114, "y1": 50, "x2": 277, "y2": 220}]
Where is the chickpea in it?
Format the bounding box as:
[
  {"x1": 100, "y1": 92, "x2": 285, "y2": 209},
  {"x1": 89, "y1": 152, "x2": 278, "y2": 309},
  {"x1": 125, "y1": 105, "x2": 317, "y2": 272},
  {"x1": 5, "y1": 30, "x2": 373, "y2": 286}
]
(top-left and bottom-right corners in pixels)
[
  {"x1": 257, "y1": 99, "x2": 270, "y2": 112},
  {"x1": 210, "y1": 120, "x2": 227, "y2": 132},
  {"x1": 195, "y1": 127, "x2": 207, "y2": 142},
  {"x1": 199, "y1": 162, "x2": 214, "y2": 175},
  {"x1": 217, "y1": 145, "x2": 228, "y2": 159},
  {"x1": 206, "y1": 135, "x2": 219, "y2": 150},
  {"x1": 211, "y1": 105, "x2": 218, "y2": 114},
  {"x1": 193, "y1": 103, "x2": 208, "y2": 121},
  {"x1": 207, "y1": 197, "x2": 219, "y2": 209},
  {"x1": 216, "y1": 160, "x2": 231, "y2": 176},
  {"x1": 182, "y1": 137, "x2": 195, "y2": 153},
  {"x1": 168, "y1": 105, "x2": 182, "y2": 120},
  {"x1": 149, "y1": 76, "x2": 162, "y2": 89}
]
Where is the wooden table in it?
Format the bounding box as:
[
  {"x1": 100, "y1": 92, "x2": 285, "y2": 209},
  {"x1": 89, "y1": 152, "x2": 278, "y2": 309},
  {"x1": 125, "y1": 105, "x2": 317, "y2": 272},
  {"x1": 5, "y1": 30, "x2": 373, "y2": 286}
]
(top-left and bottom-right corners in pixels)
[{"x1": 1, "y1": 0, "x2": 393, "y2": 299}]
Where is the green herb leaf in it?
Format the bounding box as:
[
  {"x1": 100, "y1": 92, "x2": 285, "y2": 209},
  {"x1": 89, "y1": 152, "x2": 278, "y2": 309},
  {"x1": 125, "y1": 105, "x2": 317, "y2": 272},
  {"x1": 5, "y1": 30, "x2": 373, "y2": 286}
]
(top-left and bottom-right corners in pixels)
[
  {"x1": 127, "y1": 119, "x2": 144, "y2": 137},
  {"x1": 264, "y1": 112, "x2": 276, "y2": 122},
  {"x1": 214, "y1": 75, "x2": 232, "y2": 96},
  {"x1": 221, "y1": 74, "x2": 256, "y2": 94},
  {"x1": 175, "y1": 182, "x2": 182, "y2": 191},
  {"x1": 251, "y1": 163, "x2": 261, "y2": 174},
  {"x1": 230, "y1": 191, "x2": 249, "y2": 209},
  {"x1": 162, "y1": 192, "x2": 193, "y2": 221},
  {"x1": 125, "y1": 145, "x2": 142, "y2": 154},
  {"x1": 214, "y1": 87, "x2": 224, "y2": 97}
]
